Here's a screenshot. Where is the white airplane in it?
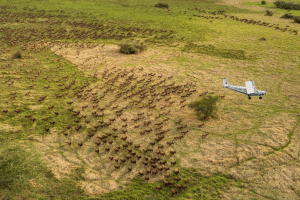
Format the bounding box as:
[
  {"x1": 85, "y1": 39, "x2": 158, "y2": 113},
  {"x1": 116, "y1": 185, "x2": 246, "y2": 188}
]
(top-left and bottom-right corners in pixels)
[{"x1": 222, "y1": 78, "x2": 267, "y2": 99}]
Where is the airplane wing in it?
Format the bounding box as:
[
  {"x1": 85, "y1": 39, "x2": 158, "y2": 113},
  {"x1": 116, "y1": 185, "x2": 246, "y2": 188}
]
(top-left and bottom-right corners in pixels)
[
  {"x1": 255, "y1": 90, "x2": 267, "y2": 95},
  {"x1": 223, "y1": 78, "x2": 248, "y2": 95},
  {"x1": 226, "y1": 85, "x2": 248, "y2": 95},
  {"x1": 245, "y1": 81, "x2": 255, "y2": 94}
]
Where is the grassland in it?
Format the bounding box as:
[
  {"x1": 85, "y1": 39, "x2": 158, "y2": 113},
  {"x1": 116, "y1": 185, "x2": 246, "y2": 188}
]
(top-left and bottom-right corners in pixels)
[{"x1": 0, "y1": 0, "x2": 300, "y2": 199}]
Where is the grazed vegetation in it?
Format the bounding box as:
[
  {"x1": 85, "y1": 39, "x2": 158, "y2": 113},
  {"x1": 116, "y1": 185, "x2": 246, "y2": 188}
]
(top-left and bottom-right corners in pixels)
[{"x1": 0, "y1": 0, "x2": 300, "y2": 199}]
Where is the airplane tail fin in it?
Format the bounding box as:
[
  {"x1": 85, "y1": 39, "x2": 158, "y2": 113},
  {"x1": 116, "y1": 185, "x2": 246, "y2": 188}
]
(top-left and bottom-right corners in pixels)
[{"x1": 223, "y1": 78, "x2": 229, "y2": 87}]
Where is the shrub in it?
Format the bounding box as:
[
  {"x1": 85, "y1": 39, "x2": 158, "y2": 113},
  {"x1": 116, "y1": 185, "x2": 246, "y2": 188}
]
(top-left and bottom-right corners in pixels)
[
  {"x1": 261, "y1": 0, "x2": 267, "y2": 5},
  {"x1": 280, "y1": 12, "x2": 294, "y2": 19},
  {"x1": 274, "y1": 1, "x2": 285, "y2": 8},
  {"x1": 154, "y1": 3, "x2": 169, "y2": 9},
  {"x1": 118, "y1": 40, "x2": 147, "y2": 55},
  {"x1": 259, "y1": 37, "x2": 266, "y2": 41},
  {"x1": 188, "y1": 95, "x2": 220, "y2": 121},
  {"x1": 265, "y1": 10, "x2": 274, "y2": 16},
  {"x1": 293, "y1": 16, "x2": 300, "y2": 23},
  {"x1": 273, "y1": 1, "x2": 300, "y2": 10},
  {"x1": 11, "y1": 49, "x2": 22, "y2": 59}
]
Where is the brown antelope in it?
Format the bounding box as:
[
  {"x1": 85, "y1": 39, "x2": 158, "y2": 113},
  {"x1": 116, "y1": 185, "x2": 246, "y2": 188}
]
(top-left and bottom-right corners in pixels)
[{"x1": 202, "y1": 133, "x2": 209, "y2": 139}]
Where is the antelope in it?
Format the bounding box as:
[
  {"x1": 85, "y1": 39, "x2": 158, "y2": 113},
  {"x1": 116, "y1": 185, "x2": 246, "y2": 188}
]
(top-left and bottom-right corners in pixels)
[
  {"x1": 180, "y1": 99, "x2": 186, "y2": 104},
  {"x1": 164, "y1": 174, "x2": 170, "y2": 179},
  {"x1": 180, "y1": 104, "x2": 186, "y2": 109},
  {"x1": 198, "y1": 123, "x2": 204, "y2": 128},
  {"x1": 155, "y1": 122, "x2": 163, "y2": 126},
  {"x1": 202, "y1": 133, "x2": 209, "y2": 139},
  {"x1": 181, "y1": 130, "x2": 188, "y2": 134},
  {"x1": 109, "y1": 117, "x2": 116, "y2": 122},
  {"x1": 167, "y1": 141, "x2": 174, "y2": 146}
]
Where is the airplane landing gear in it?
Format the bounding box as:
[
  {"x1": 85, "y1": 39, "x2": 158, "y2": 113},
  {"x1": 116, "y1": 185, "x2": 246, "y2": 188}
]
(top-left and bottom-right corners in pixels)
[
  {"x1": 248, "y1": 96, "x2": 251, "y2": 99},
  {"x1": 259, "y1": 96, "x2": 262, "y2": 99}
]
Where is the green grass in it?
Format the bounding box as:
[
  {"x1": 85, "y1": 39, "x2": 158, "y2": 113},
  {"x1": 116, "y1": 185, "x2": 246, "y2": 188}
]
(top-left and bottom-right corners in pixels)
[
  {"x1": 0, "y1": 51, "x2": 92, "y2": 141},
  {"x1": 0, "y1": 141, "x2": 88, "y2": 200},
  {"x1": 181, "y1": 41, "x2": 257, "y2": 61},
  {"x1": 98, "y1": 168, "x2": 243, "y2": 200}
]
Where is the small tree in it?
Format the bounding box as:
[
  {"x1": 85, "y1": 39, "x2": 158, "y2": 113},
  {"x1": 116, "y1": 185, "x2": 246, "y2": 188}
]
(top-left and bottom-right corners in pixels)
[
  {"x1": 294, "y1": 16, "x2": 300, "y2": 23},
  {"x1": 280, "y1": 12, "x2": 294, "y2": 19},
  {"x1": 188, "y1": 95, "x2": 220, "y2": 121},
  {"x1": 11, "y1": 49, "x2": 22, "y2": 59},
  {"x1": 261, "y1": 0, "x2": 267, "y2": 5},
  {"x1": 118, "y1": 40, "x2": 147, "y2": 55},
  {"x1": 265, "y1": 10, "x2": 274, "y2": 16}
]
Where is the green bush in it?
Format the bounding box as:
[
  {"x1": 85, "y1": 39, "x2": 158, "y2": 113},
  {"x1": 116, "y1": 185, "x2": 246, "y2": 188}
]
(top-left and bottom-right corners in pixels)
[
  {"x1": 273, "y1": 1, "x2": 300, "y2": 10},
  {"x1": 11, "y1": 49, "x2": 22, "y2": 59},
  {"x1": 261, "y1": 0, "x2": 267, "y2": 5},
  {"x1": 265, "y1": 10, "x2": 274, "y2": 16},
  {"x1": 280, "y1": 12, "x2": 294, "y2": 19},
  {"x1": 154, "y1": 3, "x2": 169, "y2": 9},
  {"x1": 188, "y1": 95, "x2": 220, "y2": 121},
  {"x1": 117, "y1": 40, "x2": 147, "y2": 55},
  {"x1": 280, "y1": 12, "x2": 300, "y2": 24},
  {"x1": 293, "y1": 16, "x2": 300, "y2": 23}
]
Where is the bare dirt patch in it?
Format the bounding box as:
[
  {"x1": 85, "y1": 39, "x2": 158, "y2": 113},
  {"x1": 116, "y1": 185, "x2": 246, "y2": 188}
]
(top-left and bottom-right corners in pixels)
[
  {"x1": 47, "y1": 42, "x2": 183, "y2": 80},
  {"x1": 30, "y1": 105, "x2": 44, "y2": 111},
  {"x1": 0, "y1": 123, "x2": 22, "y2": 133}
]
